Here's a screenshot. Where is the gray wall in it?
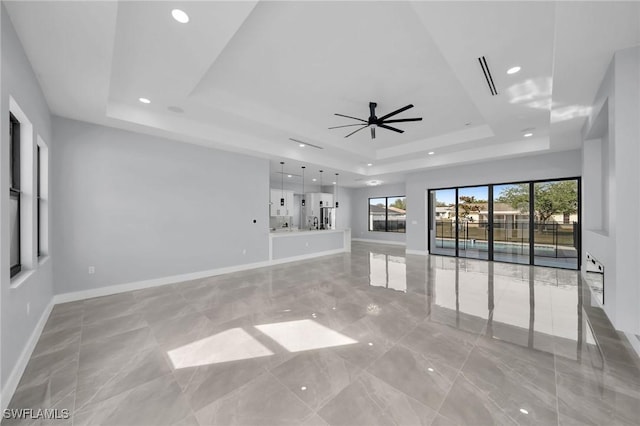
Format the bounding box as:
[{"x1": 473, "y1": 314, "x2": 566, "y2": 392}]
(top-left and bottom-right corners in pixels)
[
  {"x1": 1, "y1": 4, "x2": 54, "y2": 393},
  {"x1": 271, "y1": 231, "x2": 344, "y2": 260},
  {"x1": 582, "y1": 46, "x2": 640, "y2": 334},
  {"x1": 405, "y1": 150, "x2": 582, "y2": 253},
  {"x1": 352, "y1": 183, "x2": 407, "y2": 244},
  {"x1": 52, "y1": 117, "x2": 270, "y2": 294}
]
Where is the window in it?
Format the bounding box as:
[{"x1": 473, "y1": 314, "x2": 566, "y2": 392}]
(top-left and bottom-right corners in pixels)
[
  {"x1": 37, "y1": 145, "x2": 41, "y2": 257},
  {"x1": 36, "y1": 137, "x2": 49, "y2": 258},
  {"x1": 9, "y1": 113, "x2": 21, "y2": 277},
  {"x1": 368, "y1": 196, "x2": 406, "y2": 233}
]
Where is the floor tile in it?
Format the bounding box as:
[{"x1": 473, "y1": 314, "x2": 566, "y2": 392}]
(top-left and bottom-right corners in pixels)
[
  {"x1": 437, "y1": 375, "x2": 517, "y2": 425},
  {"x1": 367, "y1": 345, "x2": 456, "y2": 411},
  {"x1": 73, "y1": 374, "x2": 193, "y2": 426},
  {"x1": 194, "y1": 372, "x2": 312, "y2": 426},
  {"x1": 269, "y1": 350, "x2": 362, "y2": 410},
  {"x1": 317, "y1": 371, "x2": 436, "y2": 426}
]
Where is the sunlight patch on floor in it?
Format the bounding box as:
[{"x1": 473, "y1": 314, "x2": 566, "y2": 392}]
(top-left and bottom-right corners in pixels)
[
  {"x1": 168, "y1": 327, "x2": 274, "y2": 369},
  {"x1": 255, "y1": 319, "x2": 357, "y2": 352}
]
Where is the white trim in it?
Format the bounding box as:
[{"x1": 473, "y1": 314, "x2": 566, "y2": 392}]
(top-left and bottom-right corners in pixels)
[
  {"x1": 9, "y1": 269, "x2": 36, "y2": 290},
  {"x1": 406, "y1": 249, "x2": 428, "y2": 256},
  {"x1": 53, "y1": 248, "x2": 348, "y2": 305},
  {"x1": 352, "y1": 238, "x2": 406, "y2": 246},
  {"x1": 1, "y1": 300, "x2": 54, "y2": 412},
  {"x1": 53, "y1": 260, "x2": 271, "y2": 304},
  {"x1": 270, "y1": 248, "x2": 345, "y2": 265},
  {"x1": 624, "y1": 332, "x2": 640, "y2": 359}
]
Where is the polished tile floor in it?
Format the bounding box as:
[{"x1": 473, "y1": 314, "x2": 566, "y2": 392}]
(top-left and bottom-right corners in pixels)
[{"x1": 5, "y1": 242, "x2": 640, "y2": 425}]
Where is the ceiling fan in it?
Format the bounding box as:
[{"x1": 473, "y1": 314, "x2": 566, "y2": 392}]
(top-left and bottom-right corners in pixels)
[{"x1": 329, "y1": 102, "x2": 422, "y2": 139}]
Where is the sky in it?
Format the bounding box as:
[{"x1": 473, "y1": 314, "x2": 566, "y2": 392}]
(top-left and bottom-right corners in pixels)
[{"x1": 434, "y1": 185, "x2": 514, "y2": 205}]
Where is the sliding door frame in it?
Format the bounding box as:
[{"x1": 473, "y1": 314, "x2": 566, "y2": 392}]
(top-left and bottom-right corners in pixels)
[{"x1": 427, "y1": 176, "x2": 581, "y2": 270}]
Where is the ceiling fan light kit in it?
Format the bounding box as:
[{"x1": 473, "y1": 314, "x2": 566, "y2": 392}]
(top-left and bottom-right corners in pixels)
[{"x1": 330, "y1": 102, "x2": 423, "y2": 139}]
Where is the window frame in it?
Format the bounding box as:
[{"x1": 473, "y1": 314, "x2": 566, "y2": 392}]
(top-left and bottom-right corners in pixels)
[
  {"x1": 368, "y1": 195, "x2": 407, "y2": 233},
  {"x1": 37, "y1": 144, "x2": 41, "y2": 257},
  {"x1": 9, "y1": 112, "x2": 22, "y2": 277}
]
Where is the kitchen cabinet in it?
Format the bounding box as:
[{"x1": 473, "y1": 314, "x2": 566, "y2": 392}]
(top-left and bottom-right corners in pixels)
[
  {"x1": 270, "y1": 189, "x2": 294, "y2": 216},
  {"x1": 304, "y1": 192, "x2": 334, "y2": 217}
]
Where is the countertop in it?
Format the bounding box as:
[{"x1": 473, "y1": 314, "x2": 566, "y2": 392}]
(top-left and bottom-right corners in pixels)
[{"x1": 269, "y1": 229, "x2": 348, "y2": 237}]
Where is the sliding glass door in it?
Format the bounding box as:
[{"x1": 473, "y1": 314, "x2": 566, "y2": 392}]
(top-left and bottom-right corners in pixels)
[
  {"x1": 493, "y1": 183, "x2": 530, "y2": 265},
  {"x1": 533, "y1": 180, "x2": 579, "y2": 269},
  {"x1": 458, "y1": 186, "x2": 489, "y2": 260},
  {"x1": 428, "y1": 178, "x2": 580, "y2": 270},
  {"x1": 430, "y1": 189, "x2": 456, "y2": 256}
]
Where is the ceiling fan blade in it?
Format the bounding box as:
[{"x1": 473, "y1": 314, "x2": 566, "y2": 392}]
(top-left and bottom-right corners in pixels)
[
  {"x1": 329, "y1": 123, "x2": 370, "y2": 129},
  {"x1": 377, "y1": 104, "x2": 414, "y2": 121},
  {"x1": 378, "y1": 124, "x2": 404, "y2": 134},
  {"x1": 381, "y1": 117, "x2": 423, "y2": 124},
  {"x1": 334, "y1": 113, "x2": 367, "y2": 123},
  {"x1": 344, "y1": 125, "x2": 368, "y2": 138},
  {"x1": 371, "y1": 126, "x2": 376, "y2": 139}
]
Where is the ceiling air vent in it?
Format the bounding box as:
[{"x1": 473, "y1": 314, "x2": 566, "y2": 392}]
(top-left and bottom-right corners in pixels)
[
  {"x1": 478, "y1": 56, "x2": 498, "y2": 96},
  {"x1": 289, "y1": 138, "x2": 323, "y2": 150}
]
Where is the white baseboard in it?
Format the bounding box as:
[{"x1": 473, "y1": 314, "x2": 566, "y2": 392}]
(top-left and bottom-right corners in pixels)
[
  {"x1": 1, "y1": 300, "x2": 54, "y2": 412},
  {"x1": 351, "y1": 238, "x2": 406, "y2": 246},
  {"x1": 406, "y1": 249, "x2": 428, "y2": 256},
  {"x1": 53, "y1": 248, "x2": 347, "y2": 305},
  {"x1": 53, "y1": 260, "x2": 273, "y2": 304}
]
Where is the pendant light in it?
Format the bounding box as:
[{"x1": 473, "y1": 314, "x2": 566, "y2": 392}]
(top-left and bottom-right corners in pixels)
[
  {"x1": 319, "y1": 170, "x2": 324, "y2": 206},
  {"x1": 335, "y1": 173, "x2": 339, "y2": 208},
  {"x1": 280, "y1": 162, "x2": 285, "y2": 206},
  {"x1": 301, "y1": 166, "x2": 306, "y2": 207}
]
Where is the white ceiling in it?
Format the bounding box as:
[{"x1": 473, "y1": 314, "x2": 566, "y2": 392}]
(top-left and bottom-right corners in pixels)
[{"x1": 5, "y1": 1, "x2": 639, "y2": 187}]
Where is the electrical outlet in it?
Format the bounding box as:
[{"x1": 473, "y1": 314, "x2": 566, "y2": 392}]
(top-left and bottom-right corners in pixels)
[
  {"x1": 305, "y1": 242, "x2": 309, "y2": 247},
  {"x1": 242, "y1": 249, "x2": 247, "y2": 255},
  {"x1": 88, "y1": 266, "x2": 95, "y2": 274}
]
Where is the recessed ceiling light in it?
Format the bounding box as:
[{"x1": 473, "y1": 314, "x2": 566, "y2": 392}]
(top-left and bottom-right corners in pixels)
[
  {"x1": 519, "y1": 409, "x2": 529, "y2": 415},
  {"x1": 287, "y1": 174, "x2": 292, "y2": 178},
  {"x1": 524, "y1": 133, "x2": 533, "y2": 137},
  {"x1": 312, "y1": 178, "x2": 317, "y2": 182},
  {"x1": 138, "y1": 97, "x2": 151, "y2": 104},
  {"x1": 299, "y1": 143, "x2": 305, "y2": 147},
  {"x1": 332, "y1": 182, "x2": 336, "y2": 185},
  {"x1": 171, "y1": 9, "x2": 189, "y2": 23},
  {"x1": 507, "y1": 66, "x2": 521, "y2": 75},
  {"x1": 428, "y1": 151, "x2": 435, "y2": 155},
  {"x1": 367, "y1": 163, "x2": 373, "y2": 166}
]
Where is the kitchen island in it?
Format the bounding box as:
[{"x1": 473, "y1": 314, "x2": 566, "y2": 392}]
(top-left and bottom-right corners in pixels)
[{"x1": 269, "y1": 229, "x2": 351, "y2": 263}]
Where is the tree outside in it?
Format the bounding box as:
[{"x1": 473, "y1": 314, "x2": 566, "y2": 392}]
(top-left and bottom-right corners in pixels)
[
  {"x1": 458, "y1": 195, "x2": 485, "y2": 221},
  {"x1": 496, "y1": 181, "x2": 578, "y2": 229},
  {"x1": 390, "y1": 198, "x2": 406, "y2": 210}
]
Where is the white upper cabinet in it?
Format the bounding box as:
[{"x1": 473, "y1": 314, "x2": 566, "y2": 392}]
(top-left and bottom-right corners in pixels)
[{"x1": 270, "y1": 189, "x2": 294, "y2": 216}]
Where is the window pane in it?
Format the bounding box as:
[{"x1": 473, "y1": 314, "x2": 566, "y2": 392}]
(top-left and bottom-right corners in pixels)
[
  {"x1": 10, "y1": 194, "x2": 19, "y2": 268},
  {"x1": 387, "y1": 197, "x2": 406, "y2": 233},
  {"x1": 369, "y1": 198, "x2": 386, "y2": 231},
  {"x1": 533, "y1": 180, "x2": 578, "y2": 269},
  {"x1": 493, "y1": 183, "x2": 530, "y2": 265}
]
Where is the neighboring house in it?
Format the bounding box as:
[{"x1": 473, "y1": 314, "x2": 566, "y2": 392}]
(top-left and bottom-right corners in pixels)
[
  {"x1": 369, "y1": 204, "x2": 407, "y2": 231},
  {"x1": 435, "y1": 206, "x2": 454, "y2": 219}
]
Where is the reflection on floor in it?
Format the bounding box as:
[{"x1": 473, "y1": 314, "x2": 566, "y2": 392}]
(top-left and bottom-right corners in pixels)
[{"x1": 5, "y1": 242, "x2": 639, "y2": 425}]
